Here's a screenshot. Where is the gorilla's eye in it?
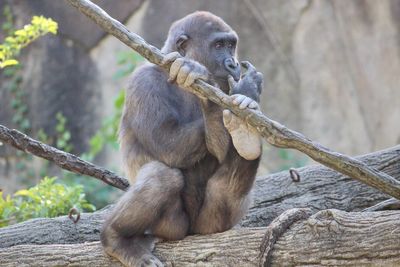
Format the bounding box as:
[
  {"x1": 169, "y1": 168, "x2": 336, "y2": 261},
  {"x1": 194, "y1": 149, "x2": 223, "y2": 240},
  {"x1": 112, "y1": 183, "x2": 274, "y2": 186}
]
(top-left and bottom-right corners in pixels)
[{"x1": 215, "y1": 41, "x2": 224, "y2": 49}]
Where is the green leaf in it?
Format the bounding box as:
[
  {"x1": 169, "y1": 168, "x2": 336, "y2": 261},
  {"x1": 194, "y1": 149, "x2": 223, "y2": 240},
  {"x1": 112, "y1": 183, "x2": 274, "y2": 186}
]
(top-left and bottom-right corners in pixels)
[
  {"x1": 0, "y1": 59, "x2": 18, "y2": 68},
  {"x1": 0, "y1": 15, "x2": 58, "y2": 69},
  {"x1": 114, "y1": 90, "x2": 125, "y2": 108},
  {"x1": 14, "y1": 189, "x2": 31, "y2": 197}
]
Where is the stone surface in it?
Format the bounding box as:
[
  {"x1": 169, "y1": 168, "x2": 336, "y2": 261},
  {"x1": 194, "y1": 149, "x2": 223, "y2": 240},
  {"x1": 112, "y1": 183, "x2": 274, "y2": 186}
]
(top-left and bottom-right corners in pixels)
[{"x1": 27, "y1": 0, "x2": 144, "y2": 49}]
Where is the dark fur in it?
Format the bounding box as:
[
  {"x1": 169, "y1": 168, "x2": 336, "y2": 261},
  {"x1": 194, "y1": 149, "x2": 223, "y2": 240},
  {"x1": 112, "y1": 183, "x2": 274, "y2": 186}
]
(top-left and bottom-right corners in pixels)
[{"x1": 101, "y1": 11, "x2": 262, "y2": 266}]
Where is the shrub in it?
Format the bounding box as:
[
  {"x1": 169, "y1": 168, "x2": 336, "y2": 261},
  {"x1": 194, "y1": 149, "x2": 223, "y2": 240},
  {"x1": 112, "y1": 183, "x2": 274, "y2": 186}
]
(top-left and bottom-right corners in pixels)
[{"x1": 0, "y1": 177, "x2": 95, "y2": 227}]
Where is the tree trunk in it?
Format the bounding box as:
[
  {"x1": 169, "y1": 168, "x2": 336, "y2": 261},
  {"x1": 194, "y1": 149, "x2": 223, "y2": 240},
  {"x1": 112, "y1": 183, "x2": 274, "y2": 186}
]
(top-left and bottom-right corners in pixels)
[
  {"x1": 0, "y1": 209, "x2": 108, "y2": 248},
  {"x1": 1, "y1": 146, "x2": 398, "y2": 249},
  {"x1": 0, "y1": 210, "x2": 399, "y2": 266},
  {"x1": 243, "y1": 145, "x2": 400, "y2": 226},
  {"x1": 271, "y1": 210, "x2": 400, "y2": 266}
]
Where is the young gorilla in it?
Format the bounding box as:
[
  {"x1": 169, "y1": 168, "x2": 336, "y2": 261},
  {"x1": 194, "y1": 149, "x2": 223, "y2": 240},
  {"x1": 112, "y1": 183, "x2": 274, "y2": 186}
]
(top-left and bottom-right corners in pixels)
[{"x1": 101, "y1": 11, "x2": 263, "y2": 267}]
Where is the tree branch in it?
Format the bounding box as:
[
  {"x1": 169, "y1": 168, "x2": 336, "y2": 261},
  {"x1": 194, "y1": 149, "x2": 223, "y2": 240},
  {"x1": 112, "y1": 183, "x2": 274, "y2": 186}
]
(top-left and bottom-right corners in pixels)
[
  {"x1": 64, "y1": 0, "x2": 400, "y2": 200},
  {"x1": 0, "y1": 125, "x2": 129, "y2": 190}
]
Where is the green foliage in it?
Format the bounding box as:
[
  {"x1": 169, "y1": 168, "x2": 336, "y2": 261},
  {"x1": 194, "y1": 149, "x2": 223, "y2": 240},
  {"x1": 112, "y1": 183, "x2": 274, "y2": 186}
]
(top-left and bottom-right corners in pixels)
[
  {"x1": 61, "y1": 51, "x2": 143, "y2": 208},
  {"x1": 0, "y1": 177, "x2": 95, "y2": 227},
  {"x1": 2, "y1": 7, "x2": 30, "y2": 133},
  {"x1": 1, "y1": 48, "x2": 142, "y2": 222},
  {"x1": 65, "y1": 91, "x2": 126, "y2": 208},
  {"x1": 0, "y1": 15, "x2": 58, "y2": 68},
  {"x1": 4, "y1": 64, "x2": 29, "y2": 133},
  {"x1": 55, "y1": 112, "x2": 73, "y2": 152},
  {"x1": 82, "y1": 90, "x2": 125, "y2": 162},
  {"x1": 2, "y1": 6, "x2": 14, "y2": 36},
  {"x1": 0, "y1": 7, "x2": 99, "y2": 225},
  {"x1": 276, "y1": 149, "x2": 308, "y2": 171},
  {"x1": 113, "y1": 51, "x2": 143, "y2": 80}
]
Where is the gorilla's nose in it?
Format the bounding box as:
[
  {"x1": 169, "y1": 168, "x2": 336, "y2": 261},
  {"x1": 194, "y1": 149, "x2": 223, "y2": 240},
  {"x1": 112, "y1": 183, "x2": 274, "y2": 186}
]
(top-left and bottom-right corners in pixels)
[{"x1": 224, "y1": 58, "x2": 241, "y2": 81}]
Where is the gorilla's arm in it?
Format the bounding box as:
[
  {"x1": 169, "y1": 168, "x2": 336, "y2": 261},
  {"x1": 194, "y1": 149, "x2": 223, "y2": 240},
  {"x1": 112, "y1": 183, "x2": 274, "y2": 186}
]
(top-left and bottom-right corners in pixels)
[
  {"x1": 161, "y1": 53, "x2": 232, "y2": 163},
  {"x1": 197, "y1": 62, "x2": 264, "y2": 163},
  {"x1": 122, "y1": 65, "x2": 208, "y2": 169},
  {"x1": 200, "y1": 99, "x2": 231, "y2": 163},
  {"x1": 223, "y1": 62, "x2": 264, "y2": 160}
]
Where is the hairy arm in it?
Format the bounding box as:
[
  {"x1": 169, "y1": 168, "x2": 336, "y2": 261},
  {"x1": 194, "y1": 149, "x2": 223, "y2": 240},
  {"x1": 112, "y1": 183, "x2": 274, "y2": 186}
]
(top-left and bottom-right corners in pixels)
[
  {"x1": 121, "y1": 65, "x2": 208, "y2": 169},
  {"x1": 200, "y1": 99, "x2": 231, "y2": 163},
  {"x1": 161, "y1": 52, "x2": 232, "y2": 163},
  {"x1": 223, "y1": 61, "x2": 264, "y2": 161}
]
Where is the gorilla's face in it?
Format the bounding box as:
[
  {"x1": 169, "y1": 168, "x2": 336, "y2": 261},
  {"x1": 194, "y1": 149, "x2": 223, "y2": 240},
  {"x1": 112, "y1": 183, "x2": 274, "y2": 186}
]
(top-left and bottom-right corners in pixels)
[
  {"x1": 189, "y1": 30, "x2": 240, "y2": 84},
  {"x1": 205, "y1": 31, "x2": 240, "y2": 82},
  {"x1": 169, "y1": 12, "x2": 241, "y2": 88}
]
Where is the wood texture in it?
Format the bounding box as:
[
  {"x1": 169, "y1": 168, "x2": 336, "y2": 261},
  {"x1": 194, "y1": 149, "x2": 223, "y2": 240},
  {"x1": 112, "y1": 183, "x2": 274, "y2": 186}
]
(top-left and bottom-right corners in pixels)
[
  {"x1": 1, "y1": 210, "x2": 399, "y2": 266},
  {"x1": 243, "y1": 145, "x2": 400, "y2": 227},
  {"x1": 0, "y1": 209, "x2": 109, "y2": 248},
  {"x1": 1, "y1": 146, "x2": 398, "y2": 249},
  {"x1": 271, "y1": 210, "x2": 400, "y2": 266},
  {"x1": 0, "y1": 125, "x2": 129, "y2": 190}
]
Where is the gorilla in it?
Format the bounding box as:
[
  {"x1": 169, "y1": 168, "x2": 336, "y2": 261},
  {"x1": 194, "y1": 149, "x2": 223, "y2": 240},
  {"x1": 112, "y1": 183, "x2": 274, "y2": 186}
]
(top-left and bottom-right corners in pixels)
[{"x1": 101, "y1": 11, "x2": 263, "y2": 267}]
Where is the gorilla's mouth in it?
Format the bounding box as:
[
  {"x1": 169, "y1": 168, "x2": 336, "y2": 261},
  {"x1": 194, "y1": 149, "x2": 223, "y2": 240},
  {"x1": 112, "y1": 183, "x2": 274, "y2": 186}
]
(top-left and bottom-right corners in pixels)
[{"x1": 224, "y1": 58, "x2": 241, "y2": 81}]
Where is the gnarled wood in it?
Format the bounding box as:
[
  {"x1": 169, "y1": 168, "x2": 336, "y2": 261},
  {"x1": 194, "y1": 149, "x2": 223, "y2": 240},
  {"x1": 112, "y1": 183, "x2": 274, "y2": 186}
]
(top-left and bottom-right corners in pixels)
[
  {"x1": 243, "y1": 145, "x2": 400, "y2": 227},
  {"x1": 0, "y1": 209, "x2": 109, "y2": 249},
  {"x1": 271, "y1": 210, "x2": 400, "y2": 266},
  {"x1": 0, "y1": 125, "x2": 129, "y2": 191},
  {"x1": 0, "y1": 210, "x2": 399, "y2": 266}
]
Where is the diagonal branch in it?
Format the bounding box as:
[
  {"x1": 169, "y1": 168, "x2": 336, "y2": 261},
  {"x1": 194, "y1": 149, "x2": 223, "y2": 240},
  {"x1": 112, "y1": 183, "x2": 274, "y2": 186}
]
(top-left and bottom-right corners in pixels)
[
  {"x1": 0, "y1": 125, "x2": 129, "y2": 190},
  {"x1": 65, "y1": 0, "x2": 400, "y2": 199}
]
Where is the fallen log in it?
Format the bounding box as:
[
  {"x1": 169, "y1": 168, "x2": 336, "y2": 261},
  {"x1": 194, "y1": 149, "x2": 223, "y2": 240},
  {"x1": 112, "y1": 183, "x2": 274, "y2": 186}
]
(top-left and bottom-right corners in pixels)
[
  {"x1": 243, "y1": 145, "x2": 400, "y2": 226},
  {"x1": 0, "y1": 209, "x2": 399, "y2": 266},
  {"x1": 271, "y1": 209, "x2": 400, "y2": 266},
  {"x1": 0, "y1": 209, "x2": 108, "y2": 248},
  {"x1": 1, "y1": 146, "x2": 398, "y2": 248}
]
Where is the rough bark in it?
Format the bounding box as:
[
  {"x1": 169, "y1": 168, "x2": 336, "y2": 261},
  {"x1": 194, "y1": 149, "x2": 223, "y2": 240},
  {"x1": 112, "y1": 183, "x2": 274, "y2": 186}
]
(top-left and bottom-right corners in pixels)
[
  {"x1": 0, "y1": 208, "x2": 109, "y2": 248},
  {"x1": 0, "y1": 125, "x2": 129, "y2": 191},
  {"x1": 242, "y1": 145, "x2": 400, "y2": 227},
  {"x1": 271, "y1": 210, "x2": 400, "y2": 266},
  {"x1": 65, "y1": 0, "x2": 400, "y2": 199},
  {"x1": 0, "y1": 210, "x2": 399, "y2": 266},
  {"x1": 363, "y1": 198, "x2": 400, "y2": 212},
  {"x1": 0, "y1": 146, "x2": 398, "y2": 248}
]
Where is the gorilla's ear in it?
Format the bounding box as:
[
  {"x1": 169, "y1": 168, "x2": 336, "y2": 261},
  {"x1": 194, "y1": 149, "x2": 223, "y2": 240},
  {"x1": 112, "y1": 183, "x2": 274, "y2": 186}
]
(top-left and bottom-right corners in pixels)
[{"x1": 176, "y1": 34, "x2": 189, "y2": 55}]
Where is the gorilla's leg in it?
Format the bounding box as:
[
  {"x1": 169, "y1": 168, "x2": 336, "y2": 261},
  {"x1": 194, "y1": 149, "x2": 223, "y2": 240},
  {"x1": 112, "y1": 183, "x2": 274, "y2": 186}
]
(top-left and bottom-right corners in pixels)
[
  {"x1": 192, "y1": 148, "x2": 260, "y2": 234},
  {"x1": 101, "y1": 161, "x2": 188, "y2": 267}
]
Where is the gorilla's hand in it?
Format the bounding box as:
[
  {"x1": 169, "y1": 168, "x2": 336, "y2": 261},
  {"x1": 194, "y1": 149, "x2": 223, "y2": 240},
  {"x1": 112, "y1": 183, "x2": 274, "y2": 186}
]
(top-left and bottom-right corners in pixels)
[
  {"x1": 230, "y1": 94, "x2": 259, "y2": 110},
  {"x1": 223, "y1": 94, "x2": 262, "y2": 160},
  {"x1": 228, "y1": 61, "x2": 263, "y2": 102},
  {"x1": 162, "y1": 52, "x2": 209, "y2": 89}
]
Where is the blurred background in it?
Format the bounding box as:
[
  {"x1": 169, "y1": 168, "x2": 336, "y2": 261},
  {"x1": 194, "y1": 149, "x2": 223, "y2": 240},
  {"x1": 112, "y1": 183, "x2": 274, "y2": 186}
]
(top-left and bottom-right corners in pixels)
[{"x1": 1, "y1": 0, "x2": 400, "y2": 210}]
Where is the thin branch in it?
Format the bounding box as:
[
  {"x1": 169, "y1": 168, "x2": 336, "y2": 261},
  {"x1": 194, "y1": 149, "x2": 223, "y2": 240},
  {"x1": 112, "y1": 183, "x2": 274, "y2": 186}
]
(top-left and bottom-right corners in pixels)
[
  {"x1": 65, "y1": 0, "x2": 400, "y2": 199},
  {"x1": 258, "y1": 208, "x2": 312, "y2": 267},
  {"x1": 0, "y1": 125, "x2": 129, "y2": 191},
  {"x1": 363, "y1": 198, "x2": 400, "y2": 212}
]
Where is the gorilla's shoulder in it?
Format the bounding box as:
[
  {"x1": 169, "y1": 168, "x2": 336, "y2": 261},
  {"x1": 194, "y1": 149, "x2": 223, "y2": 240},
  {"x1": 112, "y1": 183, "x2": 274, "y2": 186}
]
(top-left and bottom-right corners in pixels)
[{"x1": 128, "y1": 63, "x2": 167, "y2": 93}]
